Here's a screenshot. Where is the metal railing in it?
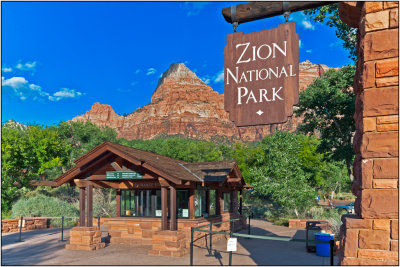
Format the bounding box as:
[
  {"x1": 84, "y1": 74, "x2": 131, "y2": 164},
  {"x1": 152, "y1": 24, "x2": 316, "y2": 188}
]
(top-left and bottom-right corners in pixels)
[{"x1": 190, "y1": 216, "x2": 335, "y2": 266}]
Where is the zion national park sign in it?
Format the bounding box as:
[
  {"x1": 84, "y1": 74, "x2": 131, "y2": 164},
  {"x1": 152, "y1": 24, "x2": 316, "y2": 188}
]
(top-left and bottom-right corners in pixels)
[{"x1": 224, "y1": 22, "x2": 299, "y2": 126}]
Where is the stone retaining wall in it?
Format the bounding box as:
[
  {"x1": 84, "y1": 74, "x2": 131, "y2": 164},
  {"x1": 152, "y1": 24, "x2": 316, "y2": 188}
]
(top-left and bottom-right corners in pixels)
[{"x1": 1, "y1": 218, "x2": 48, "y2": 233}]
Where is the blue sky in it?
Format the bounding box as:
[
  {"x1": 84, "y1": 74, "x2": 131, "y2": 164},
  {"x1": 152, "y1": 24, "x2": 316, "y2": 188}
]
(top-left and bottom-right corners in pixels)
[{"x1": 2, "y1": 2, "x2": 353, "y2": 126}]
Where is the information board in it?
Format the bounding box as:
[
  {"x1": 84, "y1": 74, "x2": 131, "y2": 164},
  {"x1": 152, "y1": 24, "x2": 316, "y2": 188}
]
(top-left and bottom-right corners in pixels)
[{"x1": 106, "y1": 171, "x2": 143, "y2": 179}]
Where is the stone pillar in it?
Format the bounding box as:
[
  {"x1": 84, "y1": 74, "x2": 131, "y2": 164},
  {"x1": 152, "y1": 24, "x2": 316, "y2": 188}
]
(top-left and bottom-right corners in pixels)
[
  {"x1": 338, "y1": 2, "x2": 399, "y2": 265},
  {"x1": 66, "y1": 226, "x2": 105, "y2": 251}
]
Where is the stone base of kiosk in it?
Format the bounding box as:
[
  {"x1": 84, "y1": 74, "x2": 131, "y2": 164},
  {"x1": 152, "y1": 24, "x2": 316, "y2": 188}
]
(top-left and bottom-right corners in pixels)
[
  {"x1": 148, "y1": 231, "x2": 188, "y2": 257},
  {"x1": 65, "y1": 226, "x2": 105, "y2": 251}
]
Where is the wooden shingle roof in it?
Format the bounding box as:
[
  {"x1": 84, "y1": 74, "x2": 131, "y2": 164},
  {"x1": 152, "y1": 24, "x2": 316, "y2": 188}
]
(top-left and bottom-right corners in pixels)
[{"x1": 55, "y1": 141, "x2": 244, "y2": 186}]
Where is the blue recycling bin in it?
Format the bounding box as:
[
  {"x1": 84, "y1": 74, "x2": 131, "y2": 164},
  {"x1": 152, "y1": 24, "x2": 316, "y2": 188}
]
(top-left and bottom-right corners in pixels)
[{"x1": 315, "y1": 233, "x2": 334, "y2": 257}]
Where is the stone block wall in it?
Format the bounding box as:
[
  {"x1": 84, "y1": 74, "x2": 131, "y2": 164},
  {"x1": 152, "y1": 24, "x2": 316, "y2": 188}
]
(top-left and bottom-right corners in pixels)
[
  {"x1": 338, "y1": 1, "x2": 399, "y2": 265},
  {"x1": 288, "y1": 219, "x2": 330, "y2": 231},
  {"x1": 1, "y1": 218, "x2": 48, "y2": 233},
  {"x1": 103, "y1": 213, "x2": 247, "y2": 257},
  {"x1": 65, "y1": 226, "x2": 105, "y2": 251}
]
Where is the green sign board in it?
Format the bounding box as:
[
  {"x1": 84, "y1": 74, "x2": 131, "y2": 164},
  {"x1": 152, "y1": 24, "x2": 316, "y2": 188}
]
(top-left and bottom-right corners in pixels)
[{"x1": 106, "y1": 171, "x2": 143, "y2": 179}]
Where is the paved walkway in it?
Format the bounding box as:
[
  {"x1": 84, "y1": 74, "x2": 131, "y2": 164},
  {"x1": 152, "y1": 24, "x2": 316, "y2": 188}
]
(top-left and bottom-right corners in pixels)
[{"x1": 1, "y1": 219, "x2": 338, "y2": 265}]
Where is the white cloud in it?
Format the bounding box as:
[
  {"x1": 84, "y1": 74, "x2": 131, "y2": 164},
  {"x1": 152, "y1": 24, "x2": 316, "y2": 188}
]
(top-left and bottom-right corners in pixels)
[
  {"x1": 135, "y1": 69, "x2": 141, "y2": 74},
  {"x1": 131, "y1": 81, "x2": 138, "y2": 86},
  {"x1": 299, "y1": 40, "x2": 302, "y2": 48},
  {"x1": 184, "y1": 2, "x2": 209, "y2": 16},
  {"x1": 302, "y1": 20, "x2": 315, "y2": 30},
  {"x1": 15, "y1": 61, "x2": 37, "y2": 72},
  {"x1": 2, "y1": 67, "x2": 13, "y2": 73},
  {"x1": 202, "y1": 78, "x2": 211, "y2": 84},
  {"x1": 146, "y1": 68, "x2": 156, "y2": 75},
  {"x1": 306, "y1": 49, "x2": 312, "y2": 53},
  {"x1": 49, "y1": 88, "x2": 85, "y2": 101},
  {"x1": 214, "y1": 70, "x2": 224, "y2": 83},
  {"x1": 2, "y1": 76, "x2": 84, "y2": 101},
  {"x1": 287, "y1": 13, "x2": 315, "y2": 30},
  {"x1": 2, "y1": 76, "x2": 28, "y2": 89}
]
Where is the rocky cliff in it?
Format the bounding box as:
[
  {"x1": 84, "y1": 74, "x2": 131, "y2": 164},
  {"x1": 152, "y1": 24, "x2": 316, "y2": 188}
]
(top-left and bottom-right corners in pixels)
[{"x1": 72, "y1": 61, "x2": 331, "y2": 141}]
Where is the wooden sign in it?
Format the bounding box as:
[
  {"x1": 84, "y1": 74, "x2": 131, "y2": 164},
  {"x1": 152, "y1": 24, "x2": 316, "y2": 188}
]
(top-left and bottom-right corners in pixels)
[
  {"x1": 106, "y1": 171, "x2": 143, "y2": 179},
  {"x1": 224, "y1": 22, "x2": 299, "y2": 126}
]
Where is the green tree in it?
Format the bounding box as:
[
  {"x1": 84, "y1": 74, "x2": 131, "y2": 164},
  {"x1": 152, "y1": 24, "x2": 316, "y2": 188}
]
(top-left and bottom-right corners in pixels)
[
  {"x1": 249, "y1": 132, "x2": 317, "y2": 217},
  {"x1": 295, "y1": 65, "x2": 355, "y2": 180},
  {"x1": 1, "y1": 125, "x2": 71, "y2": 213},
  {"x1": 304, "y1": 3, "x2": 357, "y2": 61}
]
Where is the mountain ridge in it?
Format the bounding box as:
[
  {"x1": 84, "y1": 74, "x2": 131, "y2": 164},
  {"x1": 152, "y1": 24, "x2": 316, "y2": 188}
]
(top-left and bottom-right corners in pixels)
[{"x1": 72, "y1": 61, "x2": 331, "y2": 141}]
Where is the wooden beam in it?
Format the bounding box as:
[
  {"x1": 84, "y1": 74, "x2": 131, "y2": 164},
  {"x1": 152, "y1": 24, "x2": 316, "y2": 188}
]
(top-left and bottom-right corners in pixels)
[
  {"x1": 116, "y1": 189, "x2": 121, "y2": 217},
  {"x1": 222, "y1": 1, "x2": 336, "y2": 24},
  {"x1": 111, "y1": 161, "x2": 123, "y2": 171},
  {"x1": 189, "y1": 188, "x2": 195, "y2": 219},
  {"x1": 86, "y1": 184, "x2": 93, "y2": 227},
  {"x1": 170, "y1": 186, "x2": 177, "y2": 231},
  {"x1": 79, "y1": 187, "x2": 86, "y2": 227},
  {"x1": 161, "y1": 186, "x2": 168, "y2": 231}
]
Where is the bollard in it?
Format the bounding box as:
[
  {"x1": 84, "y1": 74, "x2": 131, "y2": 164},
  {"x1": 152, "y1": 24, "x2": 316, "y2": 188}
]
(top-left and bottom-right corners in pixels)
[
  {"x1": 229, "y1": 220, "x2": 234, "y2": 266},
  {"x1": 330, "y1": 239, "x2": 334, "y2": 266},
  {"x1": 16, "y1": 216, "x2": 23, "y2": 242},
  {"x1": 190, "y1": 227, "x2": 194, "y2": 266},
  {"x1": 59, "y1": 216, "x2": 66, "y2": 242}
]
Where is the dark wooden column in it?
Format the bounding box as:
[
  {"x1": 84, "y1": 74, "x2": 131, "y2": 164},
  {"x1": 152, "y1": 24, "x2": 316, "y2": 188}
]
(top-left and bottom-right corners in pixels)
[
  {"x1": 161, "y1": 186, "x2": 168, "y2": 231},
  {"x1": 231, "y1": 189, "x2": 238, "y2": 214},
  {"x1": 116, "y1": 189, "x2": 121, "y2": 217},
  {"x1": 217, "y1": 189, "x2": 223, "y2": 214},
  {"x1": 239, "y1": 190, "x2": 243, "y2": 215},
  {"x1": 170, "y1": 186, "x2": 177, "y2": 231},
  {"x1": 79, "y1": 187, "x2": 86, "y2": 227},
  {"x1": 189, "y1": 188, "x2": 195, "y2": 219},
  {"x1": 86, "y1": 184, "x2": 93, "y2": 227}
]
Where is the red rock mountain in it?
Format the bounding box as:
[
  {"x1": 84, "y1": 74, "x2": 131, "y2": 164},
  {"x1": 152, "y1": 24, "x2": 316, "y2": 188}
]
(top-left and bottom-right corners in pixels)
[{"x1": 72, "y1": 61, "x2": 331, "y2": 141}]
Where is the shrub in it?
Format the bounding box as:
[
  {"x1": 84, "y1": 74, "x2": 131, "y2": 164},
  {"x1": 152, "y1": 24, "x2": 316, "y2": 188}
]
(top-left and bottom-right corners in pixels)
[{"x1": 11, "y1": 194, "x2": 79, "y2": 227}]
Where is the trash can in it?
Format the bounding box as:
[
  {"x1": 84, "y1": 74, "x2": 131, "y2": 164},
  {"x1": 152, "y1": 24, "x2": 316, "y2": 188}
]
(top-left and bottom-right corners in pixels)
[
  {"x1": 306, "y1": 221, "x2": 328, "y2": 252},
  {"x1": 315, "y1": 233, "x2": 334, "y2": 257}
]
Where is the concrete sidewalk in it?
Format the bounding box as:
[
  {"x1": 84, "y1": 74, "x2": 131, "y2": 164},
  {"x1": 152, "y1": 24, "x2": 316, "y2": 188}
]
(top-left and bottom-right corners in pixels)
[{"x1": 1, "y1": 219, "x2": 338, "y2": 265}]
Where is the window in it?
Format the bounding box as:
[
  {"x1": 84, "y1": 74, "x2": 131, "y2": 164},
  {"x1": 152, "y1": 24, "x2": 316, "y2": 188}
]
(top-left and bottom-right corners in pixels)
[
  {"x1": 121, "y1": 189, "x2": 162, "y2": 217},
  {"x1": 209, "y1": 190, "x2": 217, "y2": 216},
  {"x1": 177, "y1": 190, "x2": 189, "y2": 218},
  {"x1": 121, "y1": 189, "x2": 189, "y2": 218},
  {"x1": 194, "y1": 190, "x2": 202, "y2": 217},
  {"x1": 223, "y1": 192, "x2": 231, "y2": 212}
]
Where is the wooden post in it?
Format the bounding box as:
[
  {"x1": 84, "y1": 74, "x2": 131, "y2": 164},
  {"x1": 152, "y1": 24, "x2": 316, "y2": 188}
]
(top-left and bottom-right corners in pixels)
[
  {"x1": 170, "y1": 186, "x2": 177, "y2": 231},
  {"x1": 189, "y1": 188, "x2": 195, "y2": 219},
  {"x1": 217, "y1": 189, "x2": 223, "y2": 214},
  {"x1": 116, "y1": 189, "x2": 121, "y2": 217},
  {"x1": 161, "y1": 186, "x2": 168, "y2": 231},
  {"x1": 79, "y1": 187, "x2": 86, "y2": 227},
  {"x1": 239, "y1": 190, "x2": 243, "y2": 215},
  {"x1": 231, "y1": 189, "x2": 238, "y2": 214},
  {"x1": 86, "y1": 184, "x2": 93, "y2": 227}
]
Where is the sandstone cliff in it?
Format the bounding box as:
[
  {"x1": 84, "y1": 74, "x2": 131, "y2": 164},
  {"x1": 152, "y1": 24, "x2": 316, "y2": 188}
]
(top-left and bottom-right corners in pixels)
[{"x1": 72, "y1": 61, "x2": 331, "y2": 141}]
